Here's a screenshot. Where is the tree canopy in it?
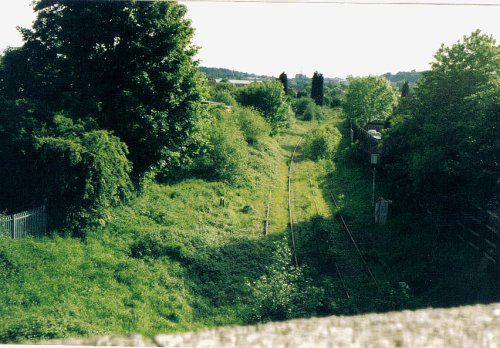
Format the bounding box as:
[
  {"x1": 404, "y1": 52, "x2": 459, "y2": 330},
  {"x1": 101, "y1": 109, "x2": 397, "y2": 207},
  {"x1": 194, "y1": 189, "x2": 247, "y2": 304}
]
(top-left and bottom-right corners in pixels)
[
  {"x1": 0, "y1": 0, "x2": 206, "y2": 230},
  {"x1": 383, "y1": 30, "x2": 499, "y2": 210},
  {"x1": 2, "y1": 0, "x2": 205, "y2": 175},
  {"x1": 343, "y1": 76, "x2": 398, "y2": 124},
  {"x1": 311, "y1": 71, "x2": 324, "y2": 106}
]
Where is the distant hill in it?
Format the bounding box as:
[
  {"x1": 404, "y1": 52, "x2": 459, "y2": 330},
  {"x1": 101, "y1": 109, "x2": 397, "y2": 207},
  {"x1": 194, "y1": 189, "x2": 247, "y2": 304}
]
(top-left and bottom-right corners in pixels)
[
  {"x1": 199, "y1": 67, "x2": 273, "y2": 80},
  {"x1": 199, "y1": 66, "x2": 423, "y2": 85},
  {"x1": 383, "y1": 70, "x2": 423, "y2": 84}
]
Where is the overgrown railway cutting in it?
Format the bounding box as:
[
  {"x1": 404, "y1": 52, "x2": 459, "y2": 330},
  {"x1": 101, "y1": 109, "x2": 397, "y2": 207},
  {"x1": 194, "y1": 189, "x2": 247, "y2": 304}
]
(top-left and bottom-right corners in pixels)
[{"x1": 286, "y1": 125, "x2": 382, "y2": 304}]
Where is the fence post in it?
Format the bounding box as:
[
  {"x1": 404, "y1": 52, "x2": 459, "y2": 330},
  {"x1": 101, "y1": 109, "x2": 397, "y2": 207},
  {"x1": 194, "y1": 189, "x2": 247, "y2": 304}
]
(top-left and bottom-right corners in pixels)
[{"x1": 10, "y1": 215, "x2": 15, "y2": 239}]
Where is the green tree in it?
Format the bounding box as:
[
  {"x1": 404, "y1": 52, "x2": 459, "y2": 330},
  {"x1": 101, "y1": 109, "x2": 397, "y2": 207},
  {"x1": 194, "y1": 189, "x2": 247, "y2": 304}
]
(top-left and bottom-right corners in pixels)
[
  {"x1": 236, "y1": 80, "x2": 292, "y2": 134},
  {"x1": 343, "y1": 76, "x2": 398, "y2": 124},
  {"x1": 383, "y1": 30, "x2": 499, "y2": 210},
  {"x1": 311, "y1": 71, "x2": 324, "y2": 106},
  {"x1": 401, "y1": 81, "x2": 410, "y2": 98},
  {"x1": 4, "y1": 0, "x2": 206, "y2": 175},
  {"x1": 279, "y1": 72, "x2": 288, "y2": 95}
]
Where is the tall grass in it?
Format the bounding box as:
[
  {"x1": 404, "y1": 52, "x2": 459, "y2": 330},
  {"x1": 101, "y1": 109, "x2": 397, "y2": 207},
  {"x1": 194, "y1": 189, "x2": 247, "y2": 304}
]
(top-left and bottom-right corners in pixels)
[{"x1": 0, "y1": 131, "x2": 284, "y2": 343}]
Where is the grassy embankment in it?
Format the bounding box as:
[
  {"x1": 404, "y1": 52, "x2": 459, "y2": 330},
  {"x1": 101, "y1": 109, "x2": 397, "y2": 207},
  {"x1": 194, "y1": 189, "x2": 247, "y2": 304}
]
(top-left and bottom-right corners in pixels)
[
  {"x1": 1, "y1": 112, "x2": 493, "y2": 343},
  {"x1": 0, "y1": 120, "x2": 304, "y2": 342}
]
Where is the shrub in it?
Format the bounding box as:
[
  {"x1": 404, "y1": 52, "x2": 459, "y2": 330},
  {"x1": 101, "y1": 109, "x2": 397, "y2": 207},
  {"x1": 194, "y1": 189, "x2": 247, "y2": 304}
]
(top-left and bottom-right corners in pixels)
[
  {"x1": 211, "y1": 90, "x2": 238, "y2": 107},
  {"x1": 296, "y1": 216, "x2": 337, "y2": 273},
  {"x1": 302, "y1": 103, "x2": 322, "y2": 121},
  {"x1": 247, "y1": 239, "x2": 324, "y2": 323},
  {"x1": 236, "y1": 80, "x2": 292, "y2": 134},
  {"x1": 33, "y1": 115, "x2": 132, "y2": 233},
  {"x1": 194, "y1": 110, "x2": 248, "y2": 184},
  {"x1": 234, "y1": 107, "x2": 270, "y2": 144},
  {"x1": 292, "y1": 97, "x2": 315, "y2": 117},
  {"x1": 303, "y1": 126, "x2": 341, "y2": 161}
]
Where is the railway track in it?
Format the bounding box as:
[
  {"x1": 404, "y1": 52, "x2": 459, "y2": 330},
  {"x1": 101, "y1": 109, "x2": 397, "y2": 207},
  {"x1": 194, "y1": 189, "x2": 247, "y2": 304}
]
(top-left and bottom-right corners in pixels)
[
  {"x1": 287, "y1": 126, "x2": 382, "y2": 304},
  {"x1": 287, "y1": 131, "x2": 351, "y2": 299}
]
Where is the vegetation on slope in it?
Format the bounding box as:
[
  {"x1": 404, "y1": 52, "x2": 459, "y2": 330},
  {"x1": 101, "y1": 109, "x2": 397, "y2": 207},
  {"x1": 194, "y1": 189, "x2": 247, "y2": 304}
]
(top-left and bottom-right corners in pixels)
[{"x1": 0, "y1": 127, "x2": 284, "y2": 342}]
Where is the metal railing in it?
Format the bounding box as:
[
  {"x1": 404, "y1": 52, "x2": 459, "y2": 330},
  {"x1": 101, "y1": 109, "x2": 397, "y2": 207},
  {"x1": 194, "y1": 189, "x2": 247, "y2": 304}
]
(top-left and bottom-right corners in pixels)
[{"x1": 0, "y1": 206, "x2": 47, "y2": 239}]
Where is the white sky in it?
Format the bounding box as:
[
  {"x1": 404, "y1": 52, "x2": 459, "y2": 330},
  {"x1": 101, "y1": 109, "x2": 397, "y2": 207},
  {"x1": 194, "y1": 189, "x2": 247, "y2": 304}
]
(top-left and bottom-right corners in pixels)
[{"x1": 1, "y1": 0, "x2": 499, "y2": 78}]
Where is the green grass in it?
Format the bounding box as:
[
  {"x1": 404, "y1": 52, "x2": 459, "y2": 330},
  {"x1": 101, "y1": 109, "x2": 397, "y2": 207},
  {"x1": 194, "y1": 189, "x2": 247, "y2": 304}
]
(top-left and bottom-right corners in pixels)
[
  {"x1": 2, "y1": 112, "x2": 491, "y2": 343},
  {"x1": 0, "y1": 133, "x2": 288, "y2": 343}
]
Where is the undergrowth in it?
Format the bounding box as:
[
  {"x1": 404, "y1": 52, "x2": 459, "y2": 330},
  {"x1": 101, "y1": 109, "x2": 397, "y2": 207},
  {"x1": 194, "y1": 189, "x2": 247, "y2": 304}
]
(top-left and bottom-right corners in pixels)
[{"x1": 0, "y1": 131, "x2": 285, "y2": 343}]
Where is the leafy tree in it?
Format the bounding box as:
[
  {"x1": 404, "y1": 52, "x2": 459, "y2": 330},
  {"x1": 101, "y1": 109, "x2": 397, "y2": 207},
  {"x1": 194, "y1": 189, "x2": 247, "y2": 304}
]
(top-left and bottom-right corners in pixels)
[
  {"x1": 311, "y1": 71, "x2": 324, "y2": 106},
  {"x1": 343, "y1": 76, "x2": 398, "y2": 124},
  {"x1": 236, "y1": 80, "x2": 292, "y2": 134},
  {"x1": 383, "y1": 30, "x2": 500, "y2": 210},
  {"x1": 279, "y1": 72, "x2": 288, "y2": 95},
  {"x1": 3, "y1": 0, "x2": 206, "y2": 175}
]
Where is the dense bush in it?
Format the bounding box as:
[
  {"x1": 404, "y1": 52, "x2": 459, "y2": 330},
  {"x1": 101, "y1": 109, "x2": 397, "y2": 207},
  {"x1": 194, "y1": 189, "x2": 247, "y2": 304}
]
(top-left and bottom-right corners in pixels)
[
  {"x1": 292, "y1": 97, "x2": 325, "y2": 121},
  {"x1": 211, "y1": 90, "x2": 238, "y2": 107},
  {"x1": 236, "y1": 80, "x2": 292, "y2": 134},
  {"x1": 194, "y1": 110, "x2": 248, "y2": 184},
  {"x1": 247, "y1": 240, "x2": 324, "y2": 322},
  {"x1": 292, "y1": 97, "x2": 316, "y2": 116},
  {"x1": 234, "y1": 107, "x2": 270, "y2": 144},
  {"x1": 33, "y1": 115, "x2": 132, "y2": 233},
  {"x1": 302, "y1": 103, "x2": 323, "y2": 121},
  {"x1": 303, "y1": 126, "x2": 341, "y2": 161},
  {"x1": 296, "y1": 216, "x2": 337, "y2": 273}
]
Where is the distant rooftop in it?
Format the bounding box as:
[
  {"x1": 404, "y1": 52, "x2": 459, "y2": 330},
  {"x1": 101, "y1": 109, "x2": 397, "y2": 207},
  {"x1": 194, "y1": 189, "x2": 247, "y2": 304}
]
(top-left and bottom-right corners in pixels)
[{"x1": 215, "y1": 79, "x2": 261, "y2": 86}]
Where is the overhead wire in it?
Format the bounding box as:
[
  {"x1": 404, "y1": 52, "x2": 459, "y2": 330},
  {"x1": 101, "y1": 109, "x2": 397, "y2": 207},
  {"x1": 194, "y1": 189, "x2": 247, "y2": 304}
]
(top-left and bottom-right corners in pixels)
[{"x1": 174, "y1": 0, "x2": 500, "y2": 6}]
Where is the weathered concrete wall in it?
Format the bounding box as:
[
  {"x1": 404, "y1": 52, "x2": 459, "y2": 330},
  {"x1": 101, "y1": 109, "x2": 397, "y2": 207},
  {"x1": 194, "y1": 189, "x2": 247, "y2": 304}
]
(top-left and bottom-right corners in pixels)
[{"x1": 41, "y1": 303, "x2": 500, "y2": 347}]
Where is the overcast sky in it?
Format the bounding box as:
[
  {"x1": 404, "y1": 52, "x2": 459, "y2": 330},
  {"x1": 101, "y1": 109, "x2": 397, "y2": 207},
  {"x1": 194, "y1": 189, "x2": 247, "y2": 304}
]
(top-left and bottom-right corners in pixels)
[{"x1": 1, "y1": 0, "x2": 499, "y2": 78}]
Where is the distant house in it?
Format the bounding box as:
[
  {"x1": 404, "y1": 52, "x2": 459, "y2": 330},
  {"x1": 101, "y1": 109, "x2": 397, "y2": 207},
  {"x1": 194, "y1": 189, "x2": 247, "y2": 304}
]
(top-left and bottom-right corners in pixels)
[{"x1": 215, "y1": 79, "x2": 261, "y2": 87}]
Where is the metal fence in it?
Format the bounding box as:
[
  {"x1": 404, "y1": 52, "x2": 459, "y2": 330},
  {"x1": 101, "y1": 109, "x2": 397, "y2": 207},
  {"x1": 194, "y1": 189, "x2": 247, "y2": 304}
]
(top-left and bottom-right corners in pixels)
[{"x1": 0, "y1": 206, "x2": 47, "y2": 239}]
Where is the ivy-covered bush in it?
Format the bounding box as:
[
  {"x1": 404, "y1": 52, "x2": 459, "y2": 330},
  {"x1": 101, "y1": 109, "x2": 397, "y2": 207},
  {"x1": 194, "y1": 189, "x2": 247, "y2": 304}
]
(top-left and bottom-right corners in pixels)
[{"x1": 33, "y1": 115, "x2": 132, "y2": 233}]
